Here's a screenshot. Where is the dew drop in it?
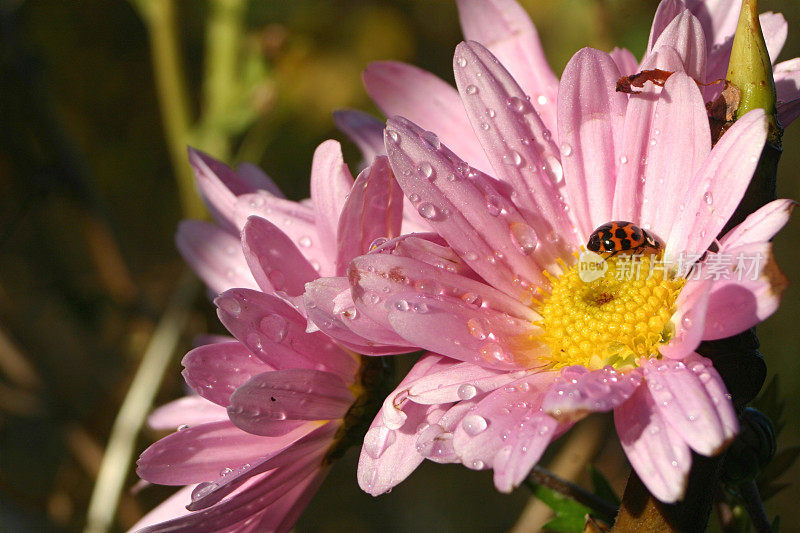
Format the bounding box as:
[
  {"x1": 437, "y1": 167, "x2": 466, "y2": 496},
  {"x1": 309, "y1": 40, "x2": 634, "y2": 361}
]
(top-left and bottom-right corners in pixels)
[
  {"x1": 461, "y1": 414, "x2": 488, "y2": 436},
  {"x1": 704, "y1": 192, "x2": 713, "y2": 205},
  {"x1": 363, "y1": 426, "x2": 397, "y2": 459},
  {"x1": 486, "y1": 108, "x2": 496, "y2": 118},
  {"x1": 510, "y1": 222, "x2": 538, "y2": 254},
  {"x1": 394, "y1": 299, "x2": 411, "y2": 312},
  {"x1": 386, "y1": 130, "x2": 400, "y2": 144},
  {"x1": 177, "y1": 424, "x2": 190, "y2": 431},
  {"x1": 507, "y1": 96, "x2": 526, "y2": 113},
  {"x1": 219, "y1": 467, "x2": 233, "y2": 477},
  {"x1": 217, "y1": 296, "x2": 242, "y2": 317},
  {"x1": 418, "y1": 202, "x2": 439, "y2": 220},
  {"x1": 408, "y1": 193, "x2": 420, "y2": 203},
  {"x1": 480, "y1": 122, "x2": 490, "y2": 130},
  {"x1": 457, "y1": 384, "x2": 478, "y2": 400},
  {"x1": 369, "y1": 237, "x2": 388, "y2": 250},
  {"x1": 260, "y1": 314, "x2": 287, "y2": 342},
  {"x1": 465, "y1": 84, "x2": 478, "y2": 95},
  {"x1": 619, "y1": 155, "x2": 628, "y2": 164},
  {"x1": 537, "y1": 94, "x2": 548, "y2": 106},
  {"x1": 463, "y1": 251, "x2": 479, "y2": 261},
  {"x1": 298, "y1": 235, "x2": 312, "y2": 248},
  {"x1": 418, "y1": 162, "x2": 435, "y2": 180},
  {"x1": 471, "y1": 459, "x2": 485, "y2": 469},
  {"x1": 421, "y1": 130, "x2": 440, "y2": 149},
  {"x1": 191, "y1": 482, "x2": 218, "y2": 502},
  {"x1": 485, "y1": 196, "x2": 502, "y2": 216},
  {"x1": 560, "y1": 143, "x2": 573, "y2": 156},
  {"x1": 502, "y1": 150, "x2": 523, "y2": 167},
  {"x1": 466, "y1": 318, "x2": 486, "y2": 340},
  {"x1": 456, "y1": 56, "x2": 467, "y2": 68}
]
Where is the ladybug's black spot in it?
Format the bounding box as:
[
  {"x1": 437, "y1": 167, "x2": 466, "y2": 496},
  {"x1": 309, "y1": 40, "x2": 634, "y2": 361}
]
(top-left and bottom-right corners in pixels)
[
  {"x1": 602, "y1": 239, "x2": 615, "y2": 251},
  {"x1": 614, "y1": 228, "x2": 628, "y2": 239},
  {"x1": 631, "y1": 232, "x2": 642, "y2": 241},
  {"x1": 619, "y1": 238, "x2": 632, "y2": 249}
]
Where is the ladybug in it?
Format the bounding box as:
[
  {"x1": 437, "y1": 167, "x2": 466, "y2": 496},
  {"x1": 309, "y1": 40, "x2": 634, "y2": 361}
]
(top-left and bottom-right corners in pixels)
[{"x1": 586, "y1": 221, "x2": 661, "y2": 257}]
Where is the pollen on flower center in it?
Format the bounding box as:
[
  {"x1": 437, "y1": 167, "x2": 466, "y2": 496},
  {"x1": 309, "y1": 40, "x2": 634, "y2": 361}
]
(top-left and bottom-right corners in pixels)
[{"x1": 535, "y1": 253, "x2": 684, "y2": 371}]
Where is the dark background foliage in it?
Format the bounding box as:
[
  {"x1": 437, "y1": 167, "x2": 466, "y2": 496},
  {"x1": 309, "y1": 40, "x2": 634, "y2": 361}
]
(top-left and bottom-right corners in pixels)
[{"x1": 0, "y1": 1, "x2": 797, "y2": 531}]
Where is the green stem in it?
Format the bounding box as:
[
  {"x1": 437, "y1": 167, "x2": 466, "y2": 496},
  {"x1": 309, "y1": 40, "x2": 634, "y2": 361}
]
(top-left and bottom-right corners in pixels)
[
  {"x1": 198, "y1": 0, "x2": 247, "y2": 160},
  {"x1": 524, "y1": 465, "x2": 619, "y2": 525},
  {"x1": 131, "y1": 0, "x2": 205, "y2": 219}
]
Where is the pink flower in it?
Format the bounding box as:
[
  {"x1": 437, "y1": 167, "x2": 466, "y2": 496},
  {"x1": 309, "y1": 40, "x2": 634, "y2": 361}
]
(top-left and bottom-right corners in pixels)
[
  {"x1": 133, "y1": 149, "x2": 413, "y2": 531},
  {"x1": 346, "y1": 34, "x2": 793, "y2": 503},
  {"x1": 359, "y1": 0, "x2": 800, "y2": 173}
]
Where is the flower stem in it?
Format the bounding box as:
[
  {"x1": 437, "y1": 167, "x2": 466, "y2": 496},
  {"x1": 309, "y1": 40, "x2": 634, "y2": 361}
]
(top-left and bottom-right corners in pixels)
[
  {"x1": 130, "y1": 0, "x2": 205, "y2": 219},
  {"x1": 524, "y1": 466, "x2": 619, "y2": 525},
  {"x1": 84, "y1": 271, "x2": 198, "y2": 533},
  {"x1": 739, "y1": 480, "x2": 772, "y2": 533}
]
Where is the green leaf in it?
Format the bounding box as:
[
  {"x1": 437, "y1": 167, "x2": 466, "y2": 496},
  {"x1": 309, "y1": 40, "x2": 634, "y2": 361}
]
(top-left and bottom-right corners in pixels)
[
  {"x1": 588, "y1": 465, "x2": 620, "y2": 507},
  {"x1": 531, "y1": 484, "x2": 590, "y2": 533}
]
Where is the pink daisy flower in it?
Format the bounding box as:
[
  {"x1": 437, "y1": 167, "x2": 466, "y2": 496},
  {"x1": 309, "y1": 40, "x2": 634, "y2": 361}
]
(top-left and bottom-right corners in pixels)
[
  {"x1": 356, "y1": 0, "x2": 799, "y2": 175},
  {"x1": 133, "y1": 148, "x2": 414, "y2": 531},
  {"x1": 344, "y1": 36, "x2": 793, "y2": 503}
]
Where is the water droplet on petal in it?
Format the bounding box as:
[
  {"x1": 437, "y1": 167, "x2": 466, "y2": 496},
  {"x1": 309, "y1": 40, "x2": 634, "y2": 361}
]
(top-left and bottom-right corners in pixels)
[
  {"x1": 560, "y1": 143, "x2": 573, "y2": 156},
  {"x1": 704, "y1": 192, "x2": 713, "y2": 205},
  {"x1": 510, "y1": 222, "x2": 538, "y2": 255},
  {"x1": 463, "y1": 251, "x2": 479, "y2": 261},
  {"x1": 217, "y1": 296, "x2": 242, "y2": 317},
  {"x1": 457, "y1": 384, "x2": 478, "y2": 400},
  {"x1": 461, "y1": 414, "x2": 488, "y2": 436},
  {"x1": 619, "y1": 155, "x2": 628, "y2": 164},
  {"x1": 485, "y1": 196, "x2": 502, "y2": 216},
  {"x1": 456, "y1": 56, "x2": 468, "y2": 68},
  {"x1": 369, "y1": 237, "x2": 388, "y2": 251},
  {"x1": 502, "y1": 151, "x2": 523, "y2": 167},
  {"x1": 177, "y1": 424, "x2": 190, "y2": 431},
  {"x1": 394, "y1": 299, "x2": 410, "y2": 312},
  {"x1": 486, "y1": 108, "x2": 496, "y2": 118},
  {"x1": 260, "y1": 314, "x2": 287, "y2": 342},
  {"x1": 418, "y1": 202, "x2": 438, "y2": 220},
  {"x1": 387, "y1": 130, "x2": 400, "y2": 144},
  {"x1": 465, "y1": 84, "x2": 478, "y2": 95},
  {"x1": 191, "y1": 482, "x2": 218, "y2": 502},
  {"x1": 507, "y1": 96, "x2": 526, "y2": 113},
  {"x1": 219, "y1": 467, "x2": 233, "y2": 477},
  {"x1": 537, "y1": 94, "x2": 548, "y2": 106},
  {"x1": 418, "y1": 162, "x2": 435, "y2": 180},
  {"x1": 363, "y1": 426, "x2": 397, "y2": 459},
  {"x1": 421, "y1": 130, "x2": 440, "y2": 149},
  {"x1": 298, "y1": 235, "x2": 312, "y2": 248}
]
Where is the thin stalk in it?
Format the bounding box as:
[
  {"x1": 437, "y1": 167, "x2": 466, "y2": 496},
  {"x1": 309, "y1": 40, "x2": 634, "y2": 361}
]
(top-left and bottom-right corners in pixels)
[
  {"x1": 84, "y1": 271, "x2": 198, "y2": 533},
  {"x1": 524, "y1": 466, "x2": 619, "y2": 525},
  {"x1": 740, "y1": 480, "x2": 772, "y2": 533},
  {"x1": 132, "y1": 0, "x2": 204, "y2": 219}
]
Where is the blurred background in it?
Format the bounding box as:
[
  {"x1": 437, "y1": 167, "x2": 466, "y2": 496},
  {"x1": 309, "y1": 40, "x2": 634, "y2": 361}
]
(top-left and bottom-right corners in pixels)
[{"x1": 0, "y1": 0, "x2": 798, "y2": 531}]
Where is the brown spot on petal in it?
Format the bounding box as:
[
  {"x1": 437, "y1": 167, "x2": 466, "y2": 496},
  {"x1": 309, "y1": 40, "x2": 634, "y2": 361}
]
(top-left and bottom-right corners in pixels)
[{"x1": 762, "y1": 249, "x2": 789, "y2": 298}]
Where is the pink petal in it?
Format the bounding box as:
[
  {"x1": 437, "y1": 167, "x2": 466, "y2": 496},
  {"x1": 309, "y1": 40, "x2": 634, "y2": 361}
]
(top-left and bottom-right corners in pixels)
[
  {"x1": 659, "y1": 275, "x2": 712, "y2": 360},
  {"x1": 231, "y1": 193, "x2": 330, "y2": 276},
  {"x1": 241, "y1": 216, "x2": 318, "y2": 296},
  {"x1": 646, "y1": 0, "x2": 688, "y2": 56},
  {"x1": 349, "y1": 251, "x2": 538, "y2": 330},
  {"x1": 336, "y1": 156, "x2": 404, "y2": 275},
  {"x1": 453, "y1": 41, "x2": 579, "y2": 265},
  {"x1": 415, "y1": 400, "x2": 481, "y2": 464},
  {"x1": 147, "y1": 396, "x2": 229, "y2": 431},
  {"x1": 384, "y1": 116, "x2": 548, "y2": 296},
  {"x1": 184, "y1": 423, "x2": 335, "y2": 512},
  {"x1": 136, "y1": 420, "x2": 312, "y2": 485},
  {"x1": 456, "y1": 0, "x2": 559, "y2": 133},
  {"x1": 181, "y1": 341, "x2": 271, "y2": 407},
  {"x1": 542, "y1": 366, "x2": 644, "y2": 422},
  {"x1": 227, "y1": 369, "x2": 353, "y2": 433},
  {"x1": 234, "y1": 162, "x2": 285, "y2": 198},
  {"x1": 302, "y1": 276, "x2": 413, "y2": 354},
  {"x1": 778, "y1": 97, "x2": 800, "y2": 128},
  {"x1": 255, "y1": 468, "x2": 329, "y2": 533},
  {"x1": 643, "y1": 355, "x2": 738, "y2": 456},
  {"x1": 358, "y1": 401, "x2": 449, "y2": 496},
  {"x1": 377, "y1": 232, "x2": 480, "y2": 280},
  {"x1": 775, "y1": 58, "x2": 800, "y2": 126},
  {"x1": 718, "y1": 199, "x2": 796, "y2": 250},
  {"x1": 358, "y1": 355, "x2": 453, "y2": 495},
  {"x1": 492, "y1": 411, "x2": 561, "y2": 492},
  {"x1": 130, "y1": 485, "x2": 196, "y2": 531},
  {"x1": 649, "y1": 10, "x2": 707, "y2": 81},
  {"x1": 175, "y1": 220, "x2": 258, "y2": 295},
  {"x1": 387, "y1": 292, "x2": 546, "y2": 370},
  {"x1": 378, "y1": 353, "x2": 454, "y2": 430},
  {"x1": 614, "y1": 385, "x2": 691, "y2": 503},
  {"x1": 188, "y1": 148, "x2": 246, "y2": 231},
  {"x1": 406, "y1": 361, "x2": 524, "y2": 404},
  {"x1": 363, "y1": 61, "x2": 491, "y2": 172},
  {"x1": 310, "y1": 140, "x2": 354, "y2": 263},
  {"x1": 684, "y1": 0, "x2": 740, "y2": 50},
  {"x1": 761, "y1": 12, "x2": 788, "y2": 65},
  {"x1": 611, "y1": 46, "x2": 688, "y2": 223},
  {"x1": 638, "y1": 72, "x2": 711, "y2": 240},
  {"x1": 665, "y1": 109, "x2": 767, "y2": 258},
  {"x1": 702, "y1": 242, "x2": 788, "y2": 340},
  {"x1": 332, "y1": 109, "x2": 386, "y2": 164},
  {"x1": 558, "y1": 48, "x2": 627, "y2": 238},
  {"x1": 451, "y1": 372, "x2": 557, "y2": 470},
  {"x1": 610, "y1": 47, "x2": 639, "y2": 75},
  {"x1": 215, "y1": 289, "x2": 358, "y2": 379}
]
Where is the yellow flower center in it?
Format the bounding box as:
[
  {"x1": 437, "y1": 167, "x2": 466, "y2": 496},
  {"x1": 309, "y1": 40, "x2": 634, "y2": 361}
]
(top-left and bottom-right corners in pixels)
[{"x1": 535, "y1": 252, "x2": 684, "y2": 371}]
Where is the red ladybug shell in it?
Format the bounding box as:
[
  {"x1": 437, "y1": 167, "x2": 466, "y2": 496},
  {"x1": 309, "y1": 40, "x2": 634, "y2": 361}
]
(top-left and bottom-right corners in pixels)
[{"x1": 587, "y1": 221, "x2": 660, "y2": 255}]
